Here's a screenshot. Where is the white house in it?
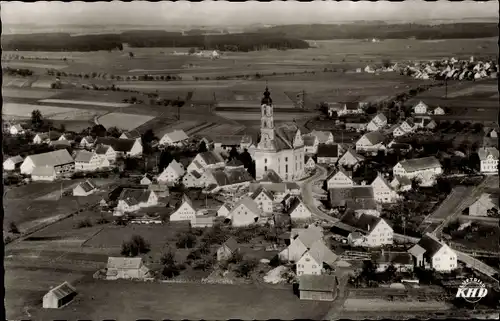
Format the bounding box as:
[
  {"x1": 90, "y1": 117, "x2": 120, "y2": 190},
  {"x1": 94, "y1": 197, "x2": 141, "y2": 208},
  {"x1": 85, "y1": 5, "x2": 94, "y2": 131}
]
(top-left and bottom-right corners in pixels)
[
  {"x1": 42, "y1": 282, "x2": 77, "y2": 309},
  {"x1": 115, "y1": 189, "x2": 158, "y2": 214},
  {"x1": 355, "y1": 131, "x2": 386, "y2": 153},
  {"x1": 169, "y1": 194, "x2": 197, "y2": 222},
  {"x1": 58, "y1": 133, "x2": 75, "y2": 143},
  {"x1": 119, "y1": 130, "x2": 142, "y2": 143},
  {"x1": 392, "y1": 156, "x2": 442, "y2": 186},
  {"x1": 3, "y1": 155, "x2": 24, "y2": 171},
  {"x1": 478, "y1": 147, "x2": 499, "y2": 174},
  {"x1": 279, "y1": 225, "x2": 324, "y2": 263},
  {"x1": 310, "y1": 130, "x2": 334, "y2": 145},
  {"x1": 371, "y1": 173, "x2": 400, "y2": 203},
  {"x1": 390, "y1": 176, "x2": 412, "y2": 192},
  {"x1": 74, "y1": 150, "x2": 109, "y2": 172},
  {"x1": 413, "y1": 101, "x2": 428, "y2": 115},
  {"x1": 399, "y1": 119, "x2": 415, "y2": 133},
  {"x1": 250, "y1": 186, "x2": 274, "y2": 213},
  {"x1": 387, "y1": 124, "x2": 407, "y2": 138},
  {"x1": 157, "y1": 159, "x2": 185, "y2": 185},
  {"x1": 339, "y1": 212, "x2": 393, "y2": 247},
  {"x1": 106, "y1": 257, "x2": 150, "y2": 280},
  {"x1": 33, "y1": 132, "x2": 60, "y2": 144},
  {"x1": 286, "y1": 197, "x2": 312, "y2": 221},
  {"x1": 159, "y1": 130, "x2": 189, "y2": 146},
  {"x1": 366, "y1": 114, "x2": 388, "y2": 132},
  {"x1": 468, "y1": 193, "x2": 499, "y2": 217},
  {"x1": 338, "y1": 102, "x2": 364, "y2": 116},
  {"x1": 296, "y1": 240, "x2": 337, "y2": 276},
  {"x1": 21, "y1": 149, "x2": 75, "y2": 176},
  {"x1": 9, "y1": 124, "x2": 25, "y2": 135},
  {"x1": 140, "y1": 174, "x2": 153, "y2": 186},
  {"x1": 182, "y1": 170, "x2": 204, "y2": 188},
  {"x1": 73, "y1": 180, "x2": 98, "y2": 196},
  {"x1": 338, "y1": 149, "x2": 365, "y2": 168},
  {"x1": 408, "y1": 233, "x2": 457, "y2": 272},
  {"x1": 326, "y1": 168, "x2": 355, "y2": 189},
  {"x1": 31, "y1": 165, "x2": 57, "y2": 181},
  {"x1": 95, "y1": 145, "x2": 117, "y2": 163},
  {"x1": 95, "y1": 137, "x2": 142, "y2": 158},
  {"x1": 433, "y1": 106, "x2": 445, "y2": 115},
  {"x1": 317, "y1": 144, "x2": 341, "y2": 165},
  {"x1": 79, "y1": 136, "x2": 95, "y2": 149},
  {"x1": 187, "y1": 151, "x2": 225, "y2": 173},
  {"x1": 217, "y1": 203, "x2": 232, "y2": 218},
  {"x1": 227, "y1": 197, "x2": 262, "y2": 227},
  {"x1": 305, "y1": 156, "x2": 316, "y2": 171}
]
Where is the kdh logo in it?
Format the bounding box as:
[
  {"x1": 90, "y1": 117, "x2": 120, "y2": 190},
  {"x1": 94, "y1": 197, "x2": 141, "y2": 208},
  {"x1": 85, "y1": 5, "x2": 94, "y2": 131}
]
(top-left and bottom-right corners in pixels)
[{"x1": 455, "y1": 277, "x2": 488, "y2": 303}]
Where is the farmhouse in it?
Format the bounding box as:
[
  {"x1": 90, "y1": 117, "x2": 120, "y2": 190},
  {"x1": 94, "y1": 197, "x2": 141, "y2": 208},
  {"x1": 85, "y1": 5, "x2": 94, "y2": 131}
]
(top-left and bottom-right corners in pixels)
[
  {"x1": 106, "y1": 257, "x2": 151, "y2": 280},
  {"x1": 3, "y1": 155, "x2": 24, "y2": 171},
  {"x1": 73, "y1": 179, "x2": 98, "y2": 196},
  {"x1": 413, "y1": 101, "x2": 428, "y2": 115},
  {"x1": 371, "y1": 173, "x2": 399, "y2": 204},
  {"x1": 390, "y1": 175, "x2": 412, "y2": 192},
  {"x1": 408, "y1": 233, "x2": 457, "y2": 272},
  {"x1": 316, "y1": 144, "x2": 341, "y2": 165},
  {"x1": 159, "y1": 129, "x2": 189, "y2": 146},
  {"x1": 338, "y1": 148, "x2": 365, "y2": 169},
  {"x1": 250, "y1": 186, "x2": 274, "y2": 213},
  {"x1": 79, "y1": 136, "x2": 95, "y2": 149},
  {"x1": 326, "y1": 168, "x2": 355, "y2": 189},
  {"x1": 286, "y1": 196, "x2": 312, "y2": 221},
  {"x1": 478, "y1": 147, "x2": 499, "y2": 174},
  {"x1": 187, "y1": 151, "x2": 225, "y2": 173},
  {"x1": 182, "y1": 170, "x2": 204, "y2": 188},
  {"x1": 115, "y1": 188, "x2": 158, "y2": 214},
  {"x1": 74, "y1": 150, "x2": 109, "y2": 171},
  {"x1": 42, "y1": 282, "x2": 77, "y2": 309},
  {"x1": 204, "y1": 166, "x2": 254, "y2": 193},
  {"x1": 191, "y1": 216, "x2": 215, "y2": 228},
  {"x1": 33, "y1": 131, "x2": 61, "y2": 144},
  {"x1": 254, "y1": 87, "x2": 306, "y2": 182},
  {"x1": 338, "y1": 102, "x2": 363, "y2": 116},
  {"x1": 157, "y1": 159, "x2": 185, "y2": 185},
  {"x1": 330, "y1": 187, "x2": 379, "y2": 216},
  {"x1": 279, "y1": 225, "x2": 324, "y2": 262},
  {"x1": 366, "y1": 113, "x2": 388, "y2": 132},
  {"x1": 9, "y1": 124, "x2": 25, "y2": 135},
  {"x1": 355, "y1": 131, "x2": 386, "y2": 153},
  {"x1": 21, "y1": 149, "x2": 74, "y2": 176},
  {"x1": 302, "y1": 135, "x2": 319, "y2": 154},
  {"x1": 169, "y1": 194, "x2": 197, "y2": 222},
  {"x1": 298, "y1": 275, "x2": 337, "y2": 301},
  {"x1": 310, "y1": 130, "x2": 334, "y2": 145},
  {"x1": 345, "y1": 122, "x2": 368, "y2": 132},
  {"x1": 468, "y1": 193, "x2": 499, "y2": 216},
  {"x1": 433, "y1": 106, "x2": 445, "y2": 115},
  {"x1": 217, "y1": 203, "x2": 232, "y2": 218},
  {"x1": 49, "y1": 140, "x2": 71, "y2": 149},
  {"x1": 95, "y1": 145, "x2": 117, "y2": 163},
  {"x1": 392, "y1": 156, "x2": 443, "y2": 186},
  {"x1": 148, "y1": 183, "x2": 170, "y2": 198},
  {"x1": 296, "y1": 240, "x2": 337, "y2": 276},
  {"x1": 338, "y1": 212, "x2": 393, "y2": 247},
  {"x1": 372, "y1": 251, "x2": 414, "y2": 273},
  {"x1": 217, "y1": 237, "x2": 240, "y2": 261},
  {"x1": 250, "y1": 181, "x2": 300, "y2": 202},
  {"x1": 227, "y1": 197, "x2": 262, "y2": 227},
  {"x1": 95, "y1": 137, "x2": 143, "y2": 157},
  {"x1": 31, "y1": 165, "x2": 57, "y2": 181}
]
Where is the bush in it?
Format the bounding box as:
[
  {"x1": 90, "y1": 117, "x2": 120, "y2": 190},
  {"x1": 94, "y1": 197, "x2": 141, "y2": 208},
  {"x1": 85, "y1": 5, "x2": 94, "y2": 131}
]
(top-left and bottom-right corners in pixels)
[
  {"x1": 175, "y1": 231, "x2": 197, "y2": 249},
  {"x1": 75, "y1": 218, "x2": 93, "y2": 229},
  {"x1": 8, "y1": 222, "x2": 20, "y2": 234},
  {"x1": 234, "y1": 258, "x2": 259, "y2": 278},
  {"x1": 121, "y1": 235, "x2": 150, "y2": 257}
]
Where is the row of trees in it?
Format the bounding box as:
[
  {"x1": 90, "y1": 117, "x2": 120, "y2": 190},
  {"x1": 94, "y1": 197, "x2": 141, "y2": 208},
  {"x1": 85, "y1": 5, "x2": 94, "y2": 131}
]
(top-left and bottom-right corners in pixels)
[{"x1": 3, "y1": 67, "x2": 34, "y2": 76}]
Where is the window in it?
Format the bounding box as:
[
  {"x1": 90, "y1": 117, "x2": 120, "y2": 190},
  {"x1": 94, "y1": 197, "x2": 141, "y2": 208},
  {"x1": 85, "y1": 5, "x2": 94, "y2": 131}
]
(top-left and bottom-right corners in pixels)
[
  {"x1": 285, "y1": 157, "x2": 288, "y2": 162},
  {"x1": 264, "y1": 166, "x2": 267, "y2": 172},
  {"x1": 265, "y1": 158, "x2": 267, "y2": 163},
  {"x1": 285, "y1": 165, "x2": 288, "y2": 173}
]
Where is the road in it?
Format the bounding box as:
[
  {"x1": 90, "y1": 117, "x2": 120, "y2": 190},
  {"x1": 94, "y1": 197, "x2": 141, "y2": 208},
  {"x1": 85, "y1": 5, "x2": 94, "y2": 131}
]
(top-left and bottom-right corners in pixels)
[{"x1": 300, "y1": 165, "x2": 338, "y2": 223}]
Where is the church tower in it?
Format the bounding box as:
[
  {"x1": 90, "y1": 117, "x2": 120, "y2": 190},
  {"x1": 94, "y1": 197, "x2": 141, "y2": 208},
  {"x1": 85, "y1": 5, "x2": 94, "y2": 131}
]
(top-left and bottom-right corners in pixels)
[{"x1": 258, "y1": 86, "x2": 275, "y2": 150}]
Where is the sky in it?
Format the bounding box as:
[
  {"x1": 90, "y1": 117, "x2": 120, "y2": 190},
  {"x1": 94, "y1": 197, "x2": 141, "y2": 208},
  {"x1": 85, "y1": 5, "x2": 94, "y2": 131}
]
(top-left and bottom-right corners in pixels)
[{"x1": 1, "y1": 1, "x2": 497, "y2": 26}]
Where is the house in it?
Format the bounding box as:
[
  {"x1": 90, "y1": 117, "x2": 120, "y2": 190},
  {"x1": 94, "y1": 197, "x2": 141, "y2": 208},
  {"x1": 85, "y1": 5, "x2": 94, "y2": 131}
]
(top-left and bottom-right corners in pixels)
[
  {"x1": 106, "y1": 257, "x2": 150, "y2": 280},
  {"x1": 279, "y1": 225, "x2": 324, "y2": 262},
  {"x1": 79, "y1": 136, "x2": 95, "y2": 149},
  {"x1": 49, "y1": 140, "x2": 71, "y2": 149},
  {"x1": 95, "y1": 145, "x2": 117, "y2": 163},
  {"x1": 31, "y1": 166, "x2": 57, "y2": 181},
  {"x1": 400, "y1": 119, "x2": 415, "y2": 133},
  {"x1": 355, "y1": 131, "x2": 386, "y2": 153},
  {"x1": 303, "y1": 135, "x2": 319, "y2": 154},
  {"x1": 203, "y1": 167, "x2": 254, "y2": 193},
  {"x1": 338, "y1": 149, "x2": 364, "y2": 169},
  {"x1": 478, "y1": 147, "x2": 499, "y2": 174},
  {"x1": 317, "y1": 144, "x2": 341, "y2": 165},
  {"x1": 366, "y1": 113, "x2": 388, "y2": 132},
  {"x1": 390, "y1": 176, "x2": 412, "y2": 192},
  {"x1": 217, "y1": 237, "x2": 240, "y2": 261},
  {"x1": 182, "y1": 170, "x2": 204, "y2": 188},
  {"x1": 217, "y1": 203, "x2": 232, "y2": 218},
  {"x1": 371, "y1": 173, "x2": 400, "y2": 203},
  {"x1": 58, "y1": 133, "x2": 76, "y2": 143},
  {"x1": 120, "y1": 130, "x2": 142, "y2": 142},
  {"x1": 486, "y1": 128, "x2": 498, "y2": 138},
  {"x1": 42, "y1": 282, "x2": 77, "y2": 309},
  {"x1": 3, "y1": 155, "x2": 24, "y2": 171},
  {"x1": 32, "y1": 132, "x2": 61, "y2": 144},
  {"x1": 169, "y1": 194, "x2": 197, "y2": 222},
  {"x1": 345, "y1": 122, "x2": 368, "y2": 132},
  {"x1": 298, "y1": 275, "x2": 337, "y2": 301},
  {"x1": 250, "y1": 181, "x2": 300, "y2": 202},
  {"x1": 392, "y1": 156, "x2": 442, "y2": 186},
  {"x1": 20, "y1": 149, "x2": 74, "y2": 176},
  {"x1": 371, "y1": 251, "x2": 414, "y2": 273},
  {"x1": 227, "y1": 197, "x2": 262, "y2": 227},
  {"x1": 130, "y1": 214, "x2": 163, "y2": 225},
  {"x1": 408, "y1": 233, "x2": 457, "y2": 272},
  {"x1": 387, "y1": 141, "x2": 412, "y2": 153},
  {"x1": 148, "y1": 183, "x2": 170, "y2": 199},
  {"x1": 310, "y1": 130, "x2": 334, "y2": 145},
  {"x1": 9, "y1": 124, "x2": 25, "y2": 135},
  {"x1": 212, "y1": 135, "x2": 245, "y2": 153},
  {"x1": 327, "y1": 168, "x2": 355, "y2": 189},
  {"x1": 191, "y1": 216, "x2": 215, "y2": 228},
  {"x1": 250, "y1": 186, "x2": 274, "y2": 213},
  {"x1": 339, "y1": 212, "x2": 393, "y2": 247},
  {"x1": 387, "y1": 124, "x2": 406, "y2": 138},
  {"x1": 468, "y1": 193, "x2": 499, "y2": 216},
  {"x1": 226, "y1": 158, "x2": 244, "y2": 169},
  {"x1": 413, "y1": 101, "x2": 428, "y2": 114},
  {"x1": 338, "y1": 102, "x2": 363, "y2": 116},
  {"x1": 95, "y1": 137, "x2": 143, "y2": 157},
  {"x1": 115, "y1": 188, "x2": 158, "y2": 214},
  {"x1": 159, "y1": 129, "x2": 189, "y2": 146},
  {"x1": 296, "y1": 239, "x2": 338, "y2": 276},
  {"x1": 157, "y1": 159, "x2": 185, "y2": 185},
  {"x1": 330, "y1": 187, "x2": 380, "y2": 216},
  {"x1": 72, "y1": 179, "x2": 98, "y2": 196},
  {"x1": 140, "y1": 174, "x2": 153, "y2": 185},
  {"x1": 187, "y1": 151, "x2": 225, "y2": 173},
  {"x1": 286, "y1": 197, "x2": 312, "y2": 221},
  {"x1": 74, "y1": 150, "x2": 109, "y2": 171},
  {"x1": 433, "y1": 106, "x2": 445, "y2": 115},
  {"x1": 305, "y1": 156, "x2": 316, "y2": 170}
]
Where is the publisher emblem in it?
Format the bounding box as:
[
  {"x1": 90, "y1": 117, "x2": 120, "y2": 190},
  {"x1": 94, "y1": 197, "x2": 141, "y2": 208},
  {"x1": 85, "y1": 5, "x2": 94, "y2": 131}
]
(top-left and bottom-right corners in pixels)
[{"x1": 455, "y1": 277, "x2": 488, "y2": 303}]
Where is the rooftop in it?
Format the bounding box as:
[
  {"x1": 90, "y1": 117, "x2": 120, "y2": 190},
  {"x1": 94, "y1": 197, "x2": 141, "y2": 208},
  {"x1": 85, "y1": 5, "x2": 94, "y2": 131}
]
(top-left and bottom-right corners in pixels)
[{"x1": 298, "y1": 274, "x2": 337, "y2": 292}]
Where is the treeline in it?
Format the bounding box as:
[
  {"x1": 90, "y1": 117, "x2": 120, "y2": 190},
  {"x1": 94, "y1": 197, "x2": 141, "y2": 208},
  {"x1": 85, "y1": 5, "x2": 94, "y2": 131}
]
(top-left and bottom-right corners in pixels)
[
  {"x1": 2, "y1": 31, "x2": 309, "y2": 52},
  {"x1": 2, "y1": 67, "x2": 33, "y2": 76},
  {"x1": 255, "y1": 23, "x2": 498, "y2": 40}
]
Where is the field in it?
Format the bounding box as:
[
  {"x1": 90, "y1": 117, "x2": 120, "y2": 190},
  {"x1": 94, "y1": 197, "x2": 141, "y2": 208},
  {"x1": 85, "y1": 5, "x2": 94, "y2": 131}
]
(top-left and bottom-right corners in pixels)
[
  {"x1": 38, "y1": 99, "x2": 131, "y2": 108},
  {"x1": 97, "y1": 112, "x2": 155, "y2": 131},
  {"x1": 2, "y1": 87, "x2": 60, "y2": 99},
  {"x1": 3, "y1": 102, "x2": 106, "y2": 121},
  {"x1": 342, "y1": 298, "x2": 451, "y2": 312}
]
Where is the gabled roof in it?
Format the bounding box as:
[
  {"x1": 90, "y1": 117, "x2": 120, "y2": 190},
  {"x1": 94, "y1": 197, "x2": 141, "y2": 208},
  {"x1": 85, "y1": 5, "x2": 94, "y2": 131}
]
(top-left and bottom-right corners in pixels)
[
  {"x1": 6, "y1": 155, "x2": 24, "y2": 164},
  {"x1": 199, "y1": 151, "x2": 225, "y2": 165},
  {"x1": 298, "y1": 274, "x2": 336, "y2": 292},
  {"x1": 208, "y1": 167, "x2": 253, "y2": 187},
  {"x1": 310, "y1": 130, "x2": 332, "y2": 144},
  {"x1": 286, "y1": 196, "x2": 306, "y2": 215},
  {"x1": 293, "y1": 226, "x2": 323, "y2": 248},
  {"x1": 121, "y1": 129, "x2": 141, "y2": 139},
  {"x1": 341, "y1": 148, "x2": 365, "y2": 162},
  {"x1": 398, "y1": 156, "x2": 441, "y2": 172},
  {"x1": 74, "y1": 150, "x2": 95, "y2": 163},
  {"x1": 212, "y1": 135, "x2": 244, "y2": 146},
  {"x1": 163, "y1": 130, "x2": 189, "y2": 143},
  {"x1": 372, "y1": 251, "x2": 412, "y2": 265},
  {"x1": 165, "y1": 159, "x2": 185, "y2": 176},
  {"x1": 361, "y1": 131, "x2": 385, "y2": 145},
  {"x1": 344, "y1": 102, "x2": 360, "y2": 110},
  {"x1": 302, "y1": 135, "x2": 317, "y2": 147},
  {"x1": 327, "y1": 167, "x2": 353, "y2": 181},
  {"x1": 107, "y1": 257, "x2": 143, "y2": 269},
  {"x1": 472, "y1": 193, "x2": 500, "y2": 209},
  {"x1": 27, "y1": 149, "x2": 74, "y2": 167},
  {"x1": 226, "y1": 158, "x2": 244, "y2": 167},
  {"x1": 251, "y1": 186, "x2": 275, "y2": 202},
  {"x1": 81, "y1": 136, "x2": 95, "y2": 143},
  {"x1": 49, "y1": 140, "x2": 71, "y2": 147},
  {"x1": 118, "y1": 188, "x2": 153, "y2": 206},
  {"x1": 95, "y1": 145, "x2": 111, "y2": 155},
  {"x1": 35, "y1": 131, "x2": 61, "y2": 141},
  {"x1": 478, "y1": 147, "x2": 499, "y2": 161},
  {"x1": 77, "y1": 179, "x2": 97, "y2": 193},
  {"x1": 372, "y1": 113, "x2": 387, "y2": 123},
  {"x1": 340, "y1": 212, "x2": 382, "y2": 234},
  {"x1": 95, "y1": 137, "x2": 137, "y2": 152},
  {"x1": 309, "y1": 239, "x2": 338, "y2": 265},
  {"x1": 46, "y1": 281, "x2": 76, "y2": 299},
  {"x1": 259, "y1": 169, "x2": 283, "y2": 183},
  {"x1": 222, "y1": 237, "x2": 240, "y2": 252},
  {"x1": 371, "y1": 173, "x2": 392, "y2": 190},
  {"x1": 330, "y1": 186, "x2": 374, "y2": 207},
  {"x1": 31, "y1": 165, "x2": 56, "y2": 177},
  {"x1": 412, "y1": 233, "x2": 444, "y2": 258},
  {"x1": 232, "y1": 197, "x2": 262, "y2": 216},
  {"x1": 317, "y1": 144, "x2": 339, "y2": 158},
  {"x1": 11, "y1": 124, "x2": 24, "y2": 131},
  {"x1": 181, "y1": 193, "x2": 193, "y2": 207},
  {"x1": 392, "y1": 175, "x2": 412, "y2": 186}
]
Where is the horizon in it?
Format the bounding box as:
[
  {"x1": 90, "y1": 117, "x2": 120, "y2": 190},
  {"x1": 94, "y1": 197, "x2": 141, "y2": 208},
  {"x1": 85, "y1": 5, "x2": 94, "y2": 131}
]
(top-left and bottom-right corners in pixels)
[{"x1": 2, "y1": 1, "x2": 497, "y2": 27}]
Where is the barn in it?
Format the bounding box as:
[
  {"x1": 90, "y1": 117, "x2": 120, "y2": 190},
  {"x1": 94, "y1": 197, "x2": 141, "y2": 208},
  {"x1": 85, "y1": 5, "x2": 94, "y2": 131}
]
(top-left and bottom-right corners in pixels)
[
  {"x1": 42, "y1": 281, "x2": 77, "y2": 309},
  {"x1": 298, "y1": 274, "x2": 337, "y2": 301}
]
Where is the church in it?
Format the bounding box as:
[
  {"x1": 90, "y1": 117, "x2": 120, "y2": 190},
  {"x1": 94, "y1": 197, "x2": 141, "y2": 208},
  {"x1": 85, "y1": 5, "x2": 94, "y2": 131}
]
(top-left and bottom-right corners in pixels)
[{"x1": 254, "y1": 86, "x2": 306, "y2": 181}]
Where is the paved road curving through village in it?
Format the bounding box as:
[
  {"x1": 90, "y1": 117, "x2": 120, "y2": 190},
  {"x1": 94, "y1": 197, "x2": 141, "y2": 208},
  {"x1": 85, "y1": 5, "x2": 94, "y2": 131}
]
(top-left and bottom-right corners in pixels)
[{"x1": 300, "y1": 165, "x2": 338, "y2": 223}]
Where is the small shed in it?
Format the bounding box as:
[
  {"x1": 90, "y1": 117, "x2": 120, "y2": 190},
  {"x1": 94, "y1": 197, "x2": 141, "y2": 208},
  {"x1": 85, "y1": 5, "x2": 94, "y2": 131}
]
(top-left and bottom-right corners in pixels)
[
  {"x1": 298, "y1": 274, "x2": 337, "y2": 301},
  {"x1": 73, "y1": 179, "x2": 97, "y2": 196},
  {"x1": 42, "y1": 281, "x2": 77, "y2": 309},
  {"x1": 217, "y1": 237, "x2": 240, "y2": 261}
]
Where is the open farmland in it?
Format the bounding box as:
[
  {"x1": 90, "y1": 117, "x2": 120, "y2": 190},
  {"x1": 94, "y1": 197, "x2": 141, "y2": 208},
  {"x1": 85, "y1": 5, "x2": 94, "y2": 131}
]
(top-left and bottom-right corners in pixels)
[
  {"x1": 2, "y1": 60, "x2": 69, "y2": 70},
  {"x1": 38, "y1": 99, "x2": 131, "y2": 108},
  {"x1": 2, "y1": 87, "x2": 60, "y2": 99},
  {"x1": 97, "y1": 112, "x2": 155, "y2": 131},
  {"x1": 2, "y1": 102, "x2": 106, "y2": 121}
]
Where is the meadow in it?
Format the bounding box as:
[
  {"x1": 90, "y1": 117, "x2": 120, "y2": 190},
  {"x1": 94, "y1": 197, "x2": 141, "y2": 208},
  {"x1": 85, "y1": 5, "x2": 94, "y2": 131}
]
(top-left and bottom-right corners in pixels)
[{"x1": 97, "y1": 113, "x2": 156, "y2": 131}]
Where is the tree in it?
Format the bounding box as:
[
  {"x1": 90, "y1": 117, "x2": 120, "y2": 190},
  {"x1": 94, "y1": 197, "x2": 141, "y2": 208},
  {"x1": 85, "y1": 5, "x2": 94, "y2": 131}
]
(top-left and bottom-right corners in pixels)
[
  {"x1": 198, "y1": 141, "x2": 208, "y2": 153},
  {"x1": 239, "y1": 148, "x2": 253, "y2": 169},
  {"x1": 106, "y1": 126, "x2": 121, "y2": 138},
  {"x1": 91, "y1": 124, "x2": 107, "y2": 137},
  {"x1": 228, "y1": 146, "x2": 239, "y2": 161},
  {"x1": 141, "y1": 129, "x2": 156, "y2": 145},
  {"x1": 129, "y1": 52, "x2": 135, "y2": 59},
  {"x1": 159, "y1": 150, "x2": 174, "y2": 171},
  {"x1": 31, "y1": 109, "x2": 43, "y2": 129},
  {"x1": 188, "y1": 47, "x2": 196, "y2": 54},
  {"x1": 382, "y1": 59, "x2": 392, "y2": 68},
  {"x1": 175, "y1": 231, "x2": 197, "y2": 249},
  {"x1": 8, "y1": 222, "x2": 20, "y2": 234},
  {"x1": 121, "y1": 235, "x2": 150, "y2": 257},
  {"x1": 235, "y1": 258, "x2": 258, "y2": 278}
]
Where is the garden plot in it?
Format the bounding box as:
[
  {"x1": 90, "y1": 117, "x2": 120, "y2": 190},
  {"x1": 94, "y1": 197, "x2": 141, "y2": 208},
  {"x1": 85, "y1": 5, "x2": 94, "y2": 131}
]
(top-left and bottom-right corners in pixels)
[
  {"x1": 2, "y1": 103, "x2": 105, "y2": 121},
  {"x1": 3, "y1": 77, "x2": 31, "y2": 88},
  {"x1": 38, "y1": 99, "x2": 131, "y2": 108},
  {"x1": 2, "y1": 87, "x2": 59, "y2": 99},
  {"x1": 97, "y1": 113, "x2": 155, "y2": 131},
  {"x1": 446, "y1": 84, "x2": 499, "y2": 98}
]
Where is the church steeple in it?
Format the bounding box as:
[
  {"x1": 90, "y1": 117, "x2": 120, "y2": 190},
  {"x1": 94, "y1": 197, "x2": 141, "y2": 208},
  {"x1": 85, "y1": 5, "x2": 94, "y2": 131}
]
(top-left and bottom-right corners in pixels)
[
  {"x1": 261, "y1": 85, "x2": 273, "y2": 105},
  {"x1": 259, "y1": 83, "x2": 275, "y2": 150}
]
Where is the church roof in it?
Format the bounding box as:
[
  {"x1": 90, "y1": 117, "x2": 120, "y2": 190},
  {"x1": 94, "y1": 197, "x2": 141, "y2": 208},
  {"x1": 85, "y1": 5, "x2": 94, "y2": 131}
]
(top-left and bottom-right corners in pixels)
[{"x1": 261, "y1": 86, "x2": 273, "y2": 105}]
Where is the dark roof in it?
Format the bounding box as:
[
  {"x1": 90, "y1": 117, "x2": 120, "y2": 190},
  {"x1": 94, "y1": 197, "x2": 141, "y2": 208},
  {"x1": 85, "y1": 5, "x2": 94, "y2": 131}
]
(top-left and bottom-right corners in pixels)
[
  {"x1": 303, "y1": 135, "x2": 317, "y2": 147},
  {"x1": 95, "y1": 145, "x2": 110, "y2": 155},
  {"x1": 223, "y1": 237, "x2": 240, "y2": 252},
  {"x1": 371, "y1": 251, "x2": 413, "y2": 265},
  {"x1": 317, "y1": 144, "x2": 339, "y2": 158},
  {"x1": 261, "y1": 86, "x2": 273, "y2": 105},
  {"x1": 285, "y1": 196, "x2": 305, "y2": 215},
  {"x1": 415, "y1": 233, "x2": 444, "y2": 258},
  {"x1": 340, "y1": 212, "x2": 381, "y2": 234},
  {"x1": 199, "y1": 151, "x2": 225, "y2": 165},
  {"x1": 285, "y1": 182, "x2": 300, "y2": 190},
  {"x1": 250, "y1": 186, "x2": 274, "y2": 202},
  {"x1": 329, "y1": 187, "x2": 374, "y2": 207},
  {"x1": 299, "y1": 274, "x2": 337, "y2": 292},
  {"x1": 260, "y1": 169, "x2": 283, "y2": 183},
  {"x1": 390, "y1": 143, "x2": 412, "y2": 150},
  {"x1": 330, "y1": 224, "x2": 353, "y2": 238},
  {"x1": 95, "y1": 137, "x2": 137, "y2": 152},
  {"x1": 226, "y1": 158, "x2": 244, "y2": 167},
  {"x1": 345, "y1": 102, "x2": 360, "y2": 110},
  {"x1": 78, "y1": 180, "x2": 97, "y2": 193},
  {"x1": 122, "y1": 130, "x2": 141, "y2": 139},
  {"x1": 118, "y1": 188, "x2": 152, "y2": 206},
  {"x1": 399, "y1": 156, "x2": 441, "y2": 172},
  {"x1": 189, "y1": 171, "x2": 202, "y2": 179},
  {"x1": 47, "y1": 282, "x2": 77, "y2": 300}
]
